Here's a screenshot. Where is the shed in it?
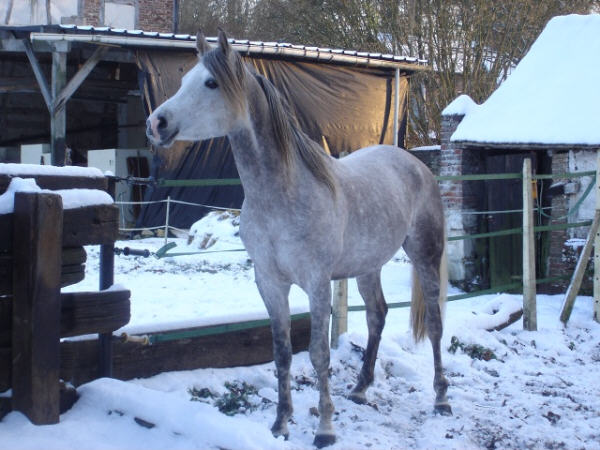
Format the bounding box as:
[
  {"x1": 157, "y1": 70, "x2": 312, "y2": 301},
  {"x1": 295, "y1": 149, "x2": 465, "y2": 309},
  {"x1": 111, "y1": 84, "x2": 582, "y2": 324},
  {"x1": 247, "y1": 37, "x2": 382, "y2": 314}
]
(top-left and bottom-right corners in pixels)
[
  {"x1": 0, "y1": 25, "x2": 426, "y2": 229},
  {"x1": 440, "y1": 14, "x2": 600, "y2": 292}
]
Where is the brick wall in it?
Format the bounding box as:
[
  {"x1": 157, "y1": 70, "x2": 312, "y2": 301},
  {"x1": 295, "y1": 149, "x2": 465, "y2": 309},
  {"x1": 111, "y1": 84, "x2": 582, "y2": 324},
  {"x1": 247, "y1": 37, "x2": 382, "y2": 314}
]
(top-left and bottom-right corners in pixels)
[
  {"x1": 139, "y1": 0, "x2": 175, "y2": 32},
  {"x1": 82, "y1": 0, "x2": 101, "y2": 26},
  {"x1": 440, "y1": 114, "x2": 487, "y2": 289},
  {"x1": 81, "y1": 0, "x2": 175, "y2": 32}
]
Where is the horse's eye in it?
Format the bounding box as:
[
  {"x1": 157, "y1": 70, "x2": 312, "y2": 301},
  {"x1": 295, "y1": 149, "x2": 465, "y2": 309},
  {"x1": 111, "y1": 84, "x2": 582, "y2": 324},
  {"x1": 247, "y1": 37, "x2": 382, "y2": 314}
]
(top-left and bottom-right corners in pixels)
[{"x1": 205, "y1": 78, "x2": 218, "y2": 89}]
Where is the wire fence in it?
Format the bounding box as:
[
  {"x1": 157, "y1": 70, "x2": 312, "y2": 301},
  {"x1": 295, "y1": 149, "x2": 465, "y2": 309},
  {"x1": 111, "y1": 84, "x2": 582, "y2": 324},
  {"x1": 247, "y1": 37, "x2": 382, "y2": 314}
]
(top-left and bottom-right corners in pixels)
[{"x1": 112, "y1": 169, "x2": 597, "y2": 300}]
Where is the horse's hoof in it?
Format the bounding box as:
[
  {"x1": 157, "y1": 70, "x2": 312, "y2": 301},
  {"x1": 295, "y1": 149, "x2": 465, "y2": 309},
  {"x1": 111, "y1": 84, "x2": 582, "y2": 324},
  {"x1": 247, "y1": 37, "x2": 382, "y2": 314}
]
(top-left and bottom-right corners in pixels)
[
  {"x1": 271, "y1": 425, "x2": 289, "y2": 440},
  {"x1": 434, "y1": 403, "x2": 453, "y2": 416},
  {"x1": 313, "y1": 433, "x2": 336, "y2": 448},
  {"x1": 348, "y1": 391, "x2": 367, "y2": 405}
]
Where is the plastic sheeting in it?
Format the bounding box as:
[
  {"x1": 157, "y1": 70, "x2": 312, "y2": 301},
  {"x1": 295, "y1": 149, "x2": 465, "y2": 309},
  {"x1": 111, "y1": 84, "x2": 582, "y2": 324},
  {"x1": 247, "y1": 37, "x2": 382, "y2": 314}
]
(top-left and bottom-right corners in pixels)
[{"x1": 136, "y1": 50, "x2": 409, "y2": 229}]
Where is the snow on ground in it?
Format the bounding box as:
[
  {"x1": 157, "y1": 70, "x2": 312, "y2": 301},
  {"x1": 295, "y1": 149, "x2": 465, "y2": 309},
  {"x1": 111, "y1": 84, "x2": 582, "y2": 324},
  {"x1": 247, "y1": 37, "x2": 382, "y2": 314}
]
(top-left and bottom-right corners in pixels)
[{"x1": 1, "y1": 213, "x2": 600, "y2": 449}]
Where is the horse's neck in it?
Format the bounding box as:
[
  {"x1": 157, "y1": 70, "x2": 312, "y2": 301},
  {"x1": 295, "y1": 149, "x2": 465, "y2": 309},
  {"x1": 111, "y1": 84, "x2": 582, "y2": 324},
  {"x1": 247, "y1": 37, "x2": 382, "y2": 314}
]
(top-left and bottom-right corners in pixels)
[{"x1": 227, "y1": 100, "x2": 299, "y2": 201}]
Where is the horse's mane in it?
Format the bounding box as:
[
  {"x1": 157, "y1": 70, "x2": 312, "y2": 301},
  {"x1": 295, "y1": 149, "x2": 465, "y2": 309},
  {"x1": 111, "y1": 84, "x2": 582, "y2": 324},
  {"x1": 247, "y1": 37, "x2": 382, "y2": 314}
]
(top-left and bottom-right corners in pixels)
[
  {"x1": 203, "y1": 47, "x2": 336, "y2": 193},
  {"x1": 254, "y1": 74, "x2": 336, "y2": 193}
]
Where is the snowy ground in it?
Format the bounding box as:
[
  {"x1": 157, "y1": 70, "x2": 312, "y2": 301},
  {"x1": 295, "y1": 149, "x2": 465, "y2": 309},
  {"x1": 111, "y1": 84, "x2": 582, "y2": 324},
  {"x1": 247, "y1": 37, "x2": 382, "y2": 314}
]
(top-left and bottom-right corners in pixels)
[{"x1": 1, "y1": 214, "x2": 600, "y2": 449}]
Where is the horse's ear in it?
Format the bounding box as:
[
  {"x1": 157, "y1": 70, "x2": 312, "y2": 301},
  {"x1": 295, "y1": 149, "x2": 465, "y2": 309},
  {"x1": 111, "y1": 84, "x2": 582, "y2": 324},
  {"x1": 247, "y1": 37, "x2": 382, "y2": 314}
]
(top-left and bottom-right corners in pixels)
[
  {"x1": 196, "y1": 30, "x2": 210, "y2": 57},
  {"x1": 217, "y1": 28, "x2": 231, "y2": 56}
]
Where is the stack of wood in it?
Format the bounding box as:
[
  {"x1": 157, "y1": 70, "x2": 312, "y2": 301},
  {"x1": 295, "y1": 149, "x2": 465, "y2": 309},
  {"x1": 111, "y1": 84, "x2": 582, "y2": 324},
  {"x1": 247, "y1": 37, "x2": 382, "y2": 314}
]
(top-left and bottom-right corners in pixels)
[{"x1": 0, "y1": 168, "x2": 130, "y2": 425}]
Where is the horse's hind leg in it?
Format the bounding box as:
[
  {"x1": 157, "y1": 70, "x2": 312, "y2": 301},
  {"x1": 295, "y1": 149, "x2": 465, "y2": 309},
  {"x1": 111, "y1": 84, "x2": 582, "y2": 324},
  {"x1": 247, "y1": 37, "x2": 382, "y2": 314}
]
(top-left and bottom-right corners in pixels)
[
  {"x1": 255, "y1": 270, "x2": 293, "y2": 439},
  {"x1": 404, "y1": 236, "x2": 451, "y2": 416},
  {"x1": 349, "y1": 270, "x2": 387, "y2": 405}
]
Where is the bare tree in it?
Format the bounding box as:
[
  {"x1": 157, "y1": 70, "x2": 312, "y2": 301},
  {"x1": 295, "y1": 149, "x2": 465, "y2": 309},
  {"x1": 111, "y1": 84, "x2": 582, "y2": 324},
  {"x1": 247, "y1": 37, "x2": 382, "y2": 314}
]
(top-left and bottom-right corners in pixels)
[
  {"x1": 177, "y1": 0, "x2": 600, "y2": 147},
  {"x1": 46, "y1": 0, "x2": 51, "y2": 24}
]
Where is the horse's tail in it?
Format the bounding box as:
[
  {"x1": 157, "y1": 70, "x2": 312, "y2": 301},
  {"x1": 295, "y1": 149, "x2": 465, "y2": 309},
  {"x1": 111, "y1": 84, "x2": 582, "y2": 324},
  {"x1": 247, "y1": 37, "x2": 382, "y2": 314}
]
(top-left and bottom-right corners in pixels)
[{"x1": 410, "y1": 233, "x2": 448, "y2": 342}]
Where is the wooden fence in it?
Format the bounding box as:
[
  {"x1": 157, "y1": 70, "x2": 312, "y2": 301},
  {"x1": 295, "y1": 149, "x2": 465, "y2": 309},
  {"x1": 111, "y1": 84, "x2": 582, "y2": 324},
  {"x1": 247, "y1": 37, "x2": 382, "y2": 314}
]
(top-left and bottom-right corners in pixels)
[{"x1": 0, "y1": 172, "x2": 130, "y2": 425}]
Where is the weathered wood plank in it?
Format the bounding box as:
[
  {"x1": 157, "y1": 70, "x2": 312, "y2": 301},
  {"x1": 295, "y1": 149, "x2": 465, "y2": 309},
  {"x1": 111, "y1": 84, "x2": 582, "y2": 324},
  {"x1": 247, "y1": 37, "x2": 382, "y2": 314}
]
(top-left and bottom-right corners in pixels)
[
  {"x1": 60, "y1": 316, "x2": 311, "y2": 387},
  {"x1": 0, "y1": 247, "x2": 86, "y2": 295},
  {"x1": 60, "y1": 290, "x2": 130, "y2": 338},
  {"x1": 62, "y1": 247, "x2": 87, "y2": 266},
  {"x1": 1, "y1": 204, "x2": 117, "y2": 250},
  {"x1": 0, "y1": 174, "x2": 107, "y2": 195},
  {"x1": 62, "y1": 205, "x2": 119, "y2": 246},
  {"x1": 12, "y1": 192, "x2": 62, "y2": 425},
  {"x1": 1, "y1": 289, "x2": 129, "y2": 347}
]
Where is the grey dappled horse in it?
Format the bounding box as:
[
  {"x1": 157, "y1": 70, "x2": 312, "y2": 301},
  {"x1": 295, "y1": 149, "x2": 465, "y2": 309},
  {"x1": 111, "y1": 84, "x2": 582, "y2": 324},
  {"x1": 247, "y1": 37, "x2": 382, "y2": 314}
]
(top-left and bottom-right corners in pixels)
[{"x1": 146, "y1": 30, "x2": 451, "y2": 448}]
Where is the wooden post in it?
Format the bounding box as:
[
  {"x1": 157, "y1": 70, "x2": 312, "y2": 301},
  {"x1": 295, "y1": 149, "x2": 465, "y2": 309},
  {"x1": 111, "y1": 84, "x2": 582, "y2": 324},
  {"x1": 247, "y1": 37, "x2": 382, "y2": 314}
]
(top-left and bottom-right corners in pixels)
[
  {"x1": 393, "y1": 67, "x2": 400, "y2": 147},
  {"x1": 560, "y1": 210, "x2": 600, "y2": 324},
  {"x1": 51, "y1": 49, "x2": 67, "y2": 166},
  {"x1": 522, "y1": 158, "x2": 537, "y2": 331},
  {"x1": 12, "y1": 192, "x2": 63, "y2": 424},
  {"x1": 331, "y1": 279, "x2": 348, "y2": 349},
  {"x1": 99, "y1": 177, "x2": 116, "y2": 378},
  {"x1": 593, "y1": 151, "x2": 600, "y2": 323},
  {"x1": 164, "y1": 195, "x2": 171, "y2": 246}
]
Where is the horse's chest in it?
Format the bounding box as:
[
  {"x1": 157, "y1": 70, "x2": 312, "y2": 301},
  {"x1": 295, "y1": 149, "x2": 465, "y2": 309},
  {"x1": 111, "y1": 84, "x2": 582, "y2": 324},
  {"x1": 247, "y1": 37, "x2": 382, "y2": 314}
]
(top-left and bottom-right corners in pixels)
[{"x1": 240, "y1": 212, "x2": 334, "y2": 279}]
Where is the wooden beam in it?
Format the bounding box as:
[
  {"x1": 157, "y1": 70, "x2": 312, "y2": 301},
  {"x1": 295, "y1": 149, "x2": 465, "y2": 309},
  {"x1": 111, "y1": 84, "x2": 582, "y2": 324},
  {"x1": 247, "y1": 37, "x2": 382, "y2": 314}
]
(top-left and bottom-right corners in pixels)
[
  {"x1": 560, "y1": 210, "x2": 600, "y2": 325},
  {"x1": 0, "y1": 173, "x2": 107, "y2": 194},
  {"x1": 52, "y1": 45, "x2": 109, "y2": 114},
  {"x1": 51, "y1": 50, "x2": 67, "y2": 166},
  {"x1": 393, "y1": 67, "x2": 400, "y2": 147},
  {"x1": 21, "y1": 39, "x2": 52, "y2": 111},
  {"x1": 59, "y1": 316, "x2": 312, "y2": 387},
  {"x1": 0, "y1": 204, "x2": 118, "y2": 252},
  {"x1": 522, "y1": 158, "x2": 537, "y2": 331},
  {"x1": 331, "y1": 279, "x2": 348, "y2": 349},
  {"x1": 595, "y1": 151, "x2": 600, "y2": 324},
  {"x1": 60, "y1": 289, "x2": 131, "y2": 338},
  {"x1": 12, "y1": 192, "x2": 63, "y2": 425}
]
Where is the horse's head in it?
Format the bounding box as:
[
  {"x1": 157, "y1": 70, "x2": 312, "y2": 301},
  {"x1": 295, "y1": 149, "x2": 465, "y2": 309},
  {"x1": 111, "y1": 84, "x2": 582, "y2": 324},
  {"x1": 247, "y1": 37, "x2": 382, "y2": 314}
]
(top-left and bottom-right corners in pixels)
[{"x1": 146, "y1": 30, "x2": 247, "y2": 148}]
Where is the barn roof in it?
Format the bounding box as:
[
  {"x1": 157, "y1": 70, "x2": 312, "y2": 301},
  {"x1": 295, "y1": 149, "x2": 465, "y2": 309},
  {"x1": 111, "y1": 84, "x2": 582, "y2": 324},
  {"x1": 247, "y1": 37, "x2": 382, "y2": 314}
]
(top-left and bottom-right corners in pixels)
[
  {"x1": 0, "y1": 24, "x2": 427, "y2": 72},
  {"x1": 447, "y1": 14, "x2": 600, "y2": 149}
]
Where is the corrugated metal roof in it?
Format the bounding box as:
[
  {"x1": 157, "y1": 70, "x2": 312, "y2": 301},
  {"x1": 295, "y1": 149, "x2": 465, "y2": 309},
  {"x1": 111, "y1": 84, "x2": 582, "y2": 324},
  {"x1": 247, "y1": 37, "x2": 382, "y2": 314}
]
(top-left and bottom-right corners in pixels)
[{"x1": 2, "y1": 24, "x2": 427, "y2": 70}]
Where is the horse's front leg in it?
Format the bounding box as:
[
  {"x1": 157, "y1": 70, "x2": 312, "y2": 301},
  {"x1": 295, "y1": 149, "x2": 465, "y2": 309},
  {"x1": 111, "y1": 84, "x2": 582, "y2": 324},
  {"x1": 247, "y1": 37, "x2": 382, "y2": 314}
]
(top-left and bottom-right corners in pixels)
[
  {"x1": 255, "y1": 271, "x2": 293, "y2": 439},
  {"x1": 308, "y1": 280, "x2": 336, "y2": 448}
]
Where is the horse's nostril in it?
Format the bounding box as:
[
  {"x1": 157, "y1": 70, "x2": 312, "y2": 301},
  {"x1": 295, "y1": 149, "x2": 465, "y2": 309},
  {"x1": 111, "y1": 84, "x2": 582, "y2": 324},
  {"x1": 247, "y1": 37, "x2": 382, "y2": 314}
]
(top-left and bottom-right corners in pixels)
[{"x1": 157, "y1": 115, "x2": 167, "y2": 129}]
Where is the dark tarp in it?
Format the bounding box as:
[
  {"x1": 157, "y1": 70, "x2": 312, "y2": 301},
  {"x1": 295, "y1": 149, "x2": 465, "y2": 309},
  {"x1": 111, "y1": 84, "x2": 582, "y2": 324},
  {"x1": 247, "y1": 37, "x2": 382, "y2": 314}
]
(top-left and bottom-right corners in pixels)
[{"x1": 135, "y1": 50, "x2": 409, "y2": 229}]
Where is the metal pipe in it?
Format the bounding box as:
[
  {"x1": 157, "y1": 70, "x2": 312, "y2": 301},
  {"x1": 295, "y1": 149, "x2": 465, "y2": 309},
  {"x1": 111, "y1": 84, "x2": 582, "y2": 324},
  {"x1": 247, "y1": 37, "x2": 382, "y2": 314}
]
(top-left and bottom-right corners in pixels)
[{"x1": 393, "y1": 67, "x2": 400, "y2": 147}]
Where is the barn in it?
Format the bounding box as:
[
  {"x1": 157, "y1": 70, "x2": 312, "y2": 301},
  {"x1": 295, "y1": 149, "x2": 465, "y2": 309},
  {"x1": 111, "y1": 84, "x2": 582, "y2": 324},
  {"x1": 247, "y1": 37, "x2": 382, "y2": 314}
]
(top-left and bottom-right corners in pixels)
[
  {"x1": 439, "y1": 14, "x2": 600, "y2": 293},
  {"x1": 0, "y1": 13, "x2": 426, "y2": 230}
]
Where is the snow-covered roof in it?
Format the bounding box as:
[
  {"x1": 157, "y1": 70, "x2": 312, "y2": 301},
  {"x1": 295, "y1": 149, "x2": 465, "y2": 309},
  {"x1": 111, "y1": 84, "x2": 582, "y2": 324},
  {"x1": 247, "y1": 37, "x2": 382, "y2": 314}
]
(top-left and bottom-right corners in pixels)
[
  {"x1": 450, "y1": 14, "x2": 600, "y2": 147},
  {"x1": 441, "y1": 94, "x2": 478, "y2": 117},
  {"x1": 0, "y1": 24, "x2": 427, "y2": 71}
]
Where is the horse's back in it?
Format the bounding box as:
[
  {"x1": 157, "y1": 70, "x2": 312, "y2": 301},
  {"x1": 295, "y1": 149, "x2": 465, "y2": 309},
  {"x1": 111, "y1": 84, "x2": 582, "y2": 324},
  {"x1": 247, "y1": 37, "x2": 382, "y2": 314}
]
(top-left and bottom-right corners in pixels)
[{"x1": 330, "y1": 145, "x2": 442, "y2": 278}]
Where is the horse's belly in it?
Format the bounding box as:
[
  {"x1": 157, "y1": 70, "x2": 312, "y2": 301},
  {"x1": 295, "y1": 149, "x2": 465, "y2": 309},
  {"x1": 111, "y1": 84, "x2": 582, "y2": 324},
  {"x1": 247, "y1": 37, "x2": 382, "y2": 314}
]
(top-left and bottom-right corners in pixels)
[{"x1": 332, "y1": 223, "x2": 408, "y2": 279}]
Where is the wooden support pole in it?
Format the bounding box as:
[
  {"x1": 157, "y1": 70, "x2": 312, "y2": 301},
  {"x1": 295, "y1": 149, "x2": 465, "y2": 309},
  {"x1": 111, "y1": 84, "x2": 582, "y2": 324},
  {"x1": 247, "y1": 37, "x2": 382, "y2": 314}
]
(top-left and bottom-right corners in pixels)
[
  {"x1": 12, "y1": 192, "x2": 63, "y2": 425},
  {"x1": 393, "y1": 67, "x2": 400, "y2": 147},
  {"x1": 52, "y1": 45, "x2": 108, "y2": 114},
  {"x1": 560, "y1": 210, "x2": 600, "y2": 325},
  {"x1": 593, "y1": 151, "x2": 600, "y2": 323},
  {"x1": 22, "y1": 39, "x2": 52, "y2": 112},
  {"x1": 522, "y1": 158, "x2": 537, "y2": 331},
  {"x1": 99, "y1": 177, "x2": 116, "y2": 378},
  {"x1": 331, "y1": 279, "x2": 348, "y2": 349},
  {"x1": 51, "y1": 50, "x2": 67, "y2": 166}
]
